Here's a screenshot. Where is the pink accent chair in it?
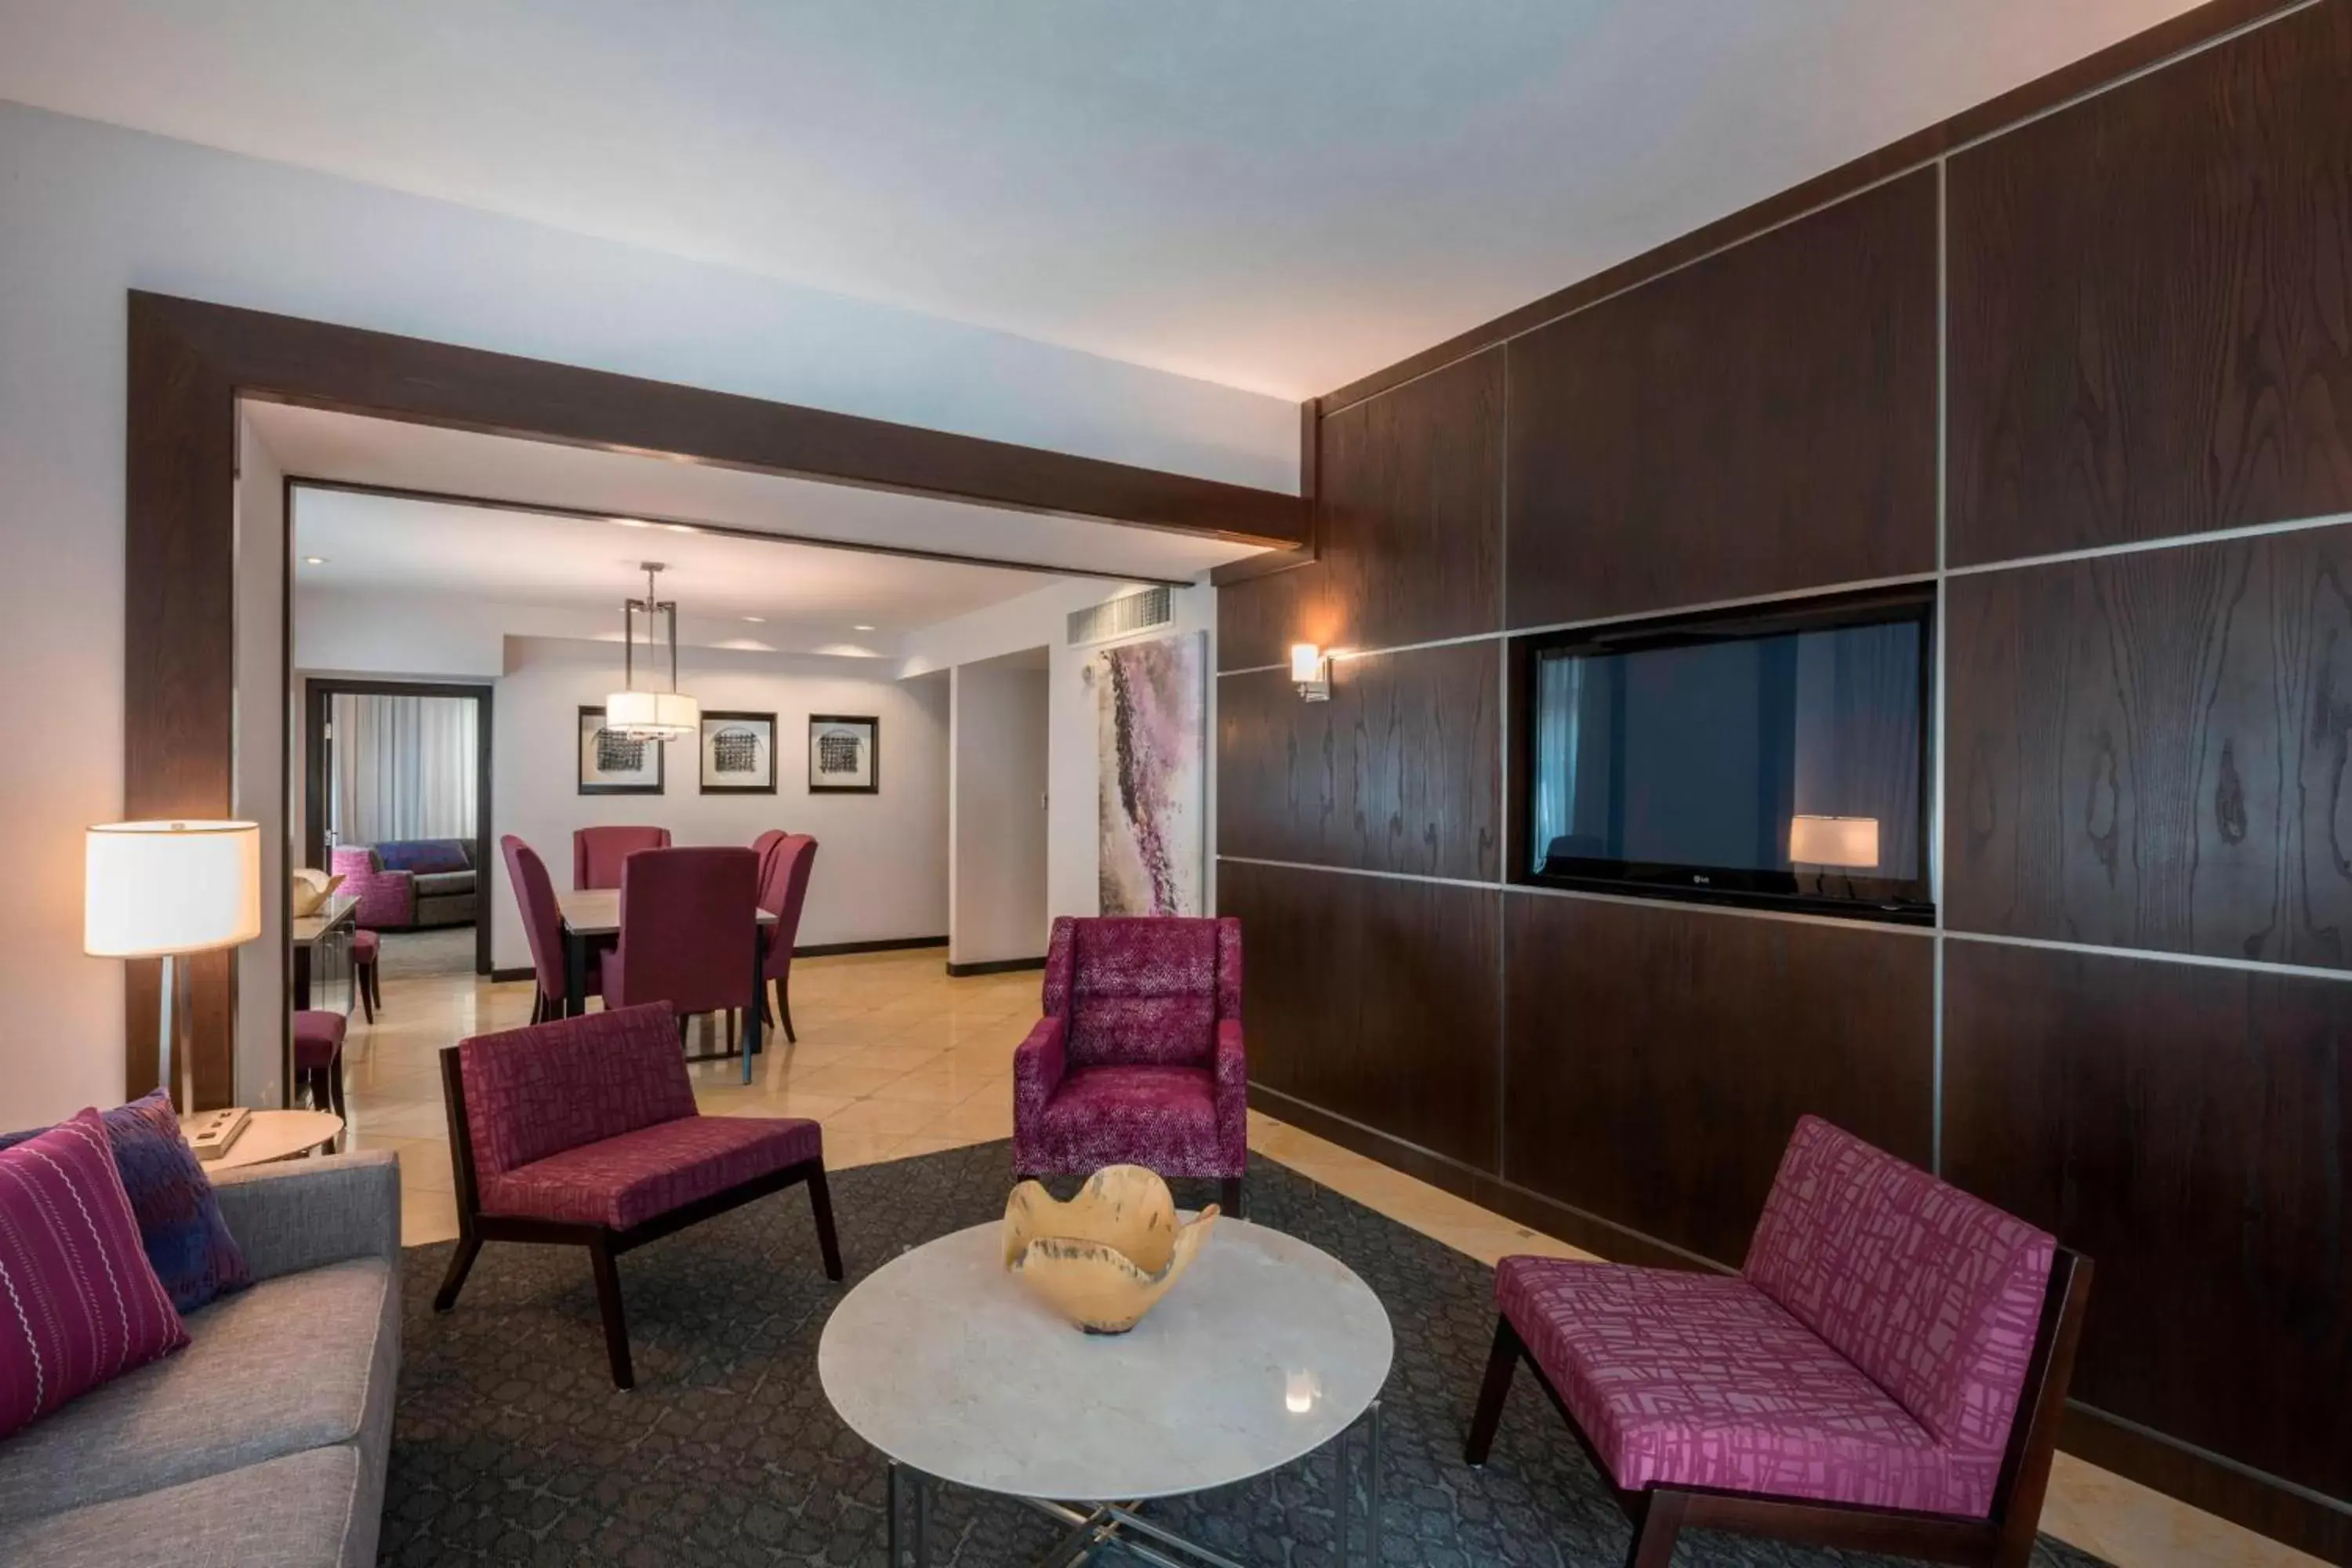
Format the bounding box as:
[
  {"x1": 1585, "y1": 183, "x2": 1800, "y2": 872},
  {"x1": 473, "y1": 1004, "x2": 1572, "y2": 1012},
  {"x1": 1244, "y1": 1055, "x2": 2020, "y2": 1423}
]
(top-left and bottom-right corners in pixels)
[
  {"x1": 1011, "y1": 916, "x2": 1247, "y2": 1217},
  {"x1": 601, "y1": 847, "x2": 760, "y2": 1052},
  {"x1": 1465, "y1": 1116, "x2": 2092, "y2": 1567},
  {"x1": 572, "y1": 825, "x2": 671, "y2": 891},
  {"x1": 503, "y1": 834, "x2": 597, "y2": 1023},
  {"x1": 435, "y1": 1003, "x2": 839, "y2": 1388},
  {"x1": 329, "y1": 845, "x2": 415, "y2": 930}
]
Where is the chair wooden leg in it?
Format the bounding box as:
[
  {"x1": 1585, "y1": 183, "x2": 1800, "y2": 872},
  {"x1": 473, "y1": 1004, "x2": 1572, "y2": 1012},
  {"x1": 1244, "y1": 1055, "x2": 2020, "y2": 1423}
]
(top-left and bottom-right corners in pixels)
[
  {"x1": 1218, "y1": 1175, "x2": 1244, "y2": 1219},
  {"x1": 807, "y1": 1166, "x2": 844, "y2": 1280},
  {"x1": 434, "y1": 1232, "x2": 482, "y2": 1311},
  {"x1": 357, "y1": 964, "x2": 374, "y2": 1023},
  {"x1": 588, "y1": 1235, "x2": 635, "y2": 1390},
  {"x1": 780, "y1": 980, "x2": 797, "y2": 1044},
  {"x1": 1624, "y1": 1490, "x2": 1687, "y2": 1568},
  {"x1": 1465, "y1": 1315, "x2": 1523, "y2": 1466},
  {"x1": 726, "y1": 1008, "x2": 739, "y2": 1047},
  {"x1": 328, "y1": 1054, "x2": 347, "y2": 1119},
  {"x1": 370, "y1": 961, "x2": 383, "y2": 1015}
]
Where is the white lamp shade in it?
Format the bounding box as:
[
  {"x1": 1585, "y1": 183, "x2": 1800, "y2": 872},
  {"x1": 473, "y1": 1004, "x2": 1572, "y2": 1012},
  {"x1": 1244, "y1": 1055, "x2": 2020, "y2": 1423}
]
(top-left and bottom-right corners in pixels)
[
  {"x1": 604, "y1": 688, "x2": 700, "y2": 740},
  {"x1": 1788, "y1": 814, "x2": 1881, "y2": 870},
  {"x1": 85, "y1": 820, "x2": 263, "y2": 957},
  {"x1": 1289, "y1": 643, "x2": 1325, "y2": 683}
]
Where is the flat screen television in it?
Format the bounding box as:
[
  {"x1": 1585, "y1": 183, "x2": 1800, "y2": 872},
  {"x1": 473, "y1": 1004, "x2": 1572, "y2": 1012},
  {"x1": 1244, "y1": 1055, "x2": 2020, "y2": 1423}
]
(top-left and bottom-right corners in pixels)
[{"x1": 1518, "y1": 588, "x2": 1933, "y2": 922}]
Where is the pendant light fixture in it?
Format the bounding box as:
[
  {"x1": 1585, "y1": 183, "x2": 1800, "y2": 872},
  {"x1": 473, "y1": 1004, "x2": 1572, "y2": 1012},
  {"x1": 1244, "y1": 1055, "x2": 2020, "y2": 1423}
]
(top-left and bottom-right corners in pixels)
[{"x1": 606, "y1": 561, "x2": 700, "y2": 742}]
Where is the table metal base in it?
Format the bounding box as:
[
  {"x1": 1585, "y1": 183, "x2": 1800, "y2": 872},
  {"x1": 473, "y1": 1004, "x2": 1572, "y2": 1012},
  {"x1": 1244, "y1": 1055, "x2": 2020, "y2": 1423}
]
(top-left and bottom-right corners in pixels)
[{"x1": 884, "y1": 1400, "x2": 1381, "y2": 1568}]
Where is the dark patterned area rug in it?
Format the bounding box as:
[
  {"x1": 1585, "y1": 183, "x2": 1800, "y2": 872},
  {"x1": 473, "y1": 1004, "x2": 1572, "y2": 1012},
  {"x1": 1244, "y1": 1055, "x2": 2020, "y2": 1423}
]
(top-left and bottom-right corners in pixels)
[{"x1": 384, "y1": 1143, "x2": 2109, "y2": 1567}]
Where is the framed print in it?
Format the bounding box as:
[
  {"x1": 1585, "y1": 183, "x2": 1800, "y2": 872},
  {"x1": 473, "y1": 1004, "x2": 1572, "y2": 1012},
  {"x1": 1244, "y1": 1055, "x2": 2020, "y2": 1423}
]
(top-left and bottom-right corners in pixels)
[
  {"x1": 808, "y1": 713, "x2": 879, "y2": 793},
  {"x1": 578, "y1": 705, "x2": 664, "y2": 795},
  {"x1": 699, "y1": 710, "x2": 777, "y2": 794}
]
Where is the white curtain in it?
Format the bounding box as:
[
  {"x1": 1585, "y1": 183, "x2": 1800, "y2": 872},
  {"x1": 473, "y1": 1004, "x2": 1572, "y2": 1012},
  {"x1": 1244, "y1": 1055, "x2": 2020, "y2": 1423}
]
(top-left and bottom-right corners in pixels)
[{"x1": 329, "y1": 693, "x2": 477, "y2": 846}]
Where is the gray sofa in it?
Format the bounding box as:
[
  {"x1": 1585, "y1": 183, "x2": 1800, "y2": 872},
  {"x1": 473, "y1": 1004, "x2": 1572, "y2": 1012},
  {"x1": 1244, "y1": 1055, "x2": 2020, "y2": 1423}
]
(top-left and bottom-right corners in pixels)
[{"x1": 0, "y1": 1151, "x2": 400, "y2": 1567}]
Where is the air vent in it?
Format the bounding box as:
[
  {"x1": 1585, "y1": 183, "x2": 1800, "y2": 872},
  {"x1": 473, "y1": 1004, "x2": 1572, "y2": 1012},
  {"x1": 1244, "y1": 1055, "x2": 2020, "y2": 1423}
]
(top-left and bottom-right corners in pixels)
[{"x1": 1066, "y1": 586, "x2": 1172, "y2": 647}]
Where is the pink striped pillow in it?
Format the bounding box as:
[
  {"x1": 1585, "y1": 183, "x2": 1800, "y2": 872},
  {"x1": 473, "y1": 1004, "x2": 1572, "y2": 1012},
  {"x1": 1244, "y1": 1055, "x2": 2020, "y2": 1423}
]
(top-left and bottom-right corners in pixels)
[{"x1": 0, "y1": 1109, "x2": 189, "y2": 1438}]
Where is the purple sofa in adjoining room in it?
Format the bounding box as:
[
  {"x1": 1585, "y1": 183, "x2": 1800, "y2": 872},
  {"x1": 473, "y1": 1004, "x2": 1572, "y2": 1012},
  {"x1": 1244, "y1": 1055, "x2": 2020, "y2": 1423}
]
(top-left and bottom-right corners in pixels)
[
  {"x1": 1465, "y1": 1114, "x2": 2092, "y2": 1567},
  {"x1": 1012, "y1": 915, "x2": 1247, "y2": 1217},
  {"x1": 331, "y1": 838, "x2": 477, "y2": 930}
]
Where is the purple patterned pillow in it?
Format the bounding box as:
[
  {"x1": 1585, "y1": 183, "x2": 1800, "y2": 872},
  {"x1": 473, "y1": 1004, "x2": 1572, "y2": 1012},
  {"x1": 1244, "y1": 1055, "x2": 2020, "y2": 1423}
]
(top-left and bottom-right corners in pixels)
[
  {"x1": 0, "y1": 1110, "x2": 191, "y2": 1438},
  {"x1": 0, "y1": 1091, "x2": 251, "y2": 1312}
]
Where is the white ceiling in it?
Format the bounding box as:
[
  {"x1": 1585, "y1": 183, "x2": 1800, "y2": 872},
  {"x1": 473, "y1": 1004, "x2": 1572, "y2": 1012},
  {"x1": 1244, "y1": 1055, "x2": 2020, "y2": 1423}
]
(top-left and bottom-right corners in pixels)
[
  {"x1": 245, "y1": 401, "x2": 1259, "y2": 583},
  {"x1": 0, "y1": 1, "x2": 2198, "y2": 397},
  {"x1": 292, "y1": 488, "x2": 1055, "y2": 658}
]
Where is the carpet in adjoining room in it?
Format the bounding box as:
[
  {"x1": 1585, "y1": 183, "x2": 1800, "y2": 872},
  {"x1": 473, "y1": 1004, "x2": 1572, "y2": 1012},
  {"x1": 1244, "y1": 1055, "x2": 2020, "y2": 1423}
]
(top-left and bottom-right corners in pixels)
[{"x1": 383, "y1": 1141, "x2": 2109, "y2": 1567}]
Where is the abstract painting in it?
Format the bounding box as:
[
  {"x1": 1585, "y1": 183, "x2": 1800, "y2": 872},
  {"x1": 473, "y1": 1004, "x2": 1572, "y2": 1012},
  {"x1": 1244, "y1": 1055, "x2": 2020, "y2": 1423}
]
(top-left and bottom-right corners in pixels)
[
  {"x1": 577, "y1": 706, "x2": 663, "y2": 795},
  {"x1": 699, "y1": 710, "x2": 776, "y2": 794},
  {"x1": 1092, "y1": 631, "x2": 1204, "y2": 916},
  {"x1": 808, "y1": 714, "x2": 879, "y2": 793}
]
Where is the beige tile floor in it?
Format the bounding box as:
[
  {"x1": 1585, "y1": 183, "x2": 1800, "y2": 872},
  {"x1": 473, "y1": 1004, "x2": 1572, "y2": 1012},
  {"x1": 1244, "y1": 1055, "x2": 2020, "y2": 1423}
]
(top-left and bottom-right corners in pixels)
[{"x1": 331, "y1": 945, "x2": 2315, "y2": 1568}]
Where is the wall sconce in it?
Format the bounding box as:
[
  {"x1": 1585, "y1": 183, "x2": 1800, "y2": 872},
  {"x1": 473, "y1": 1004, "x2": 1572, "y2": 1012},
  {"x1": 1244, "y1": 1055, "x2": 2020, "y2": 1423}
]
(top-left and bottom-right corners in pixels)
[{"x1": 1290, "y1": 643, "x2": 1331, "y2": 702}]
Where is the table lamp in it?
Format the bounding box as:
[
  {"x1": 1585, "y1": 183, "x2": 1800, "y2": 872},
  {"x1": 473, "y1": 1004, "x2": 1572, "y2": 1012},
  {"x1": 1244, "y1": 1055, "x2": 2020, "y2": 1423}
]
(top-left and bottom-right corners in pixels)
[
  {"x1": 85, "y1": 820, "x2": 263, "y2": 1159},
  {"x1": 1788, "y1": 814, "x2": 1879, "y2": 897}
]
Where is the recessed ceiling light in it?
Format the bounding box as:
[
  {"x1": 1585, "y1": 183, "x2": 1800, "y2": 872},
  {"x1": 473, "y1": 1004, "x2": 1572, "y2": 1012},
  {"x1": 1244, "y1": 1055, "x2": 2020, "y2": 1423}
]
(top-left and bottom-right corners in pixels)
[
  {"x1": 852, "y1": 624, "x2": 877, "y2": 632},
  {"x1": 662, "y1": 523, "x2": 699, "y2": 534},
  {"x1": 303, "y1": 556, "x2": 328, "y2": 565},
  {"x1": 610, "y1": 517, "x2": 653, "y2": 528},
  {"x1": 741, "y1": 615, "x2": 765, "y2": 623}
]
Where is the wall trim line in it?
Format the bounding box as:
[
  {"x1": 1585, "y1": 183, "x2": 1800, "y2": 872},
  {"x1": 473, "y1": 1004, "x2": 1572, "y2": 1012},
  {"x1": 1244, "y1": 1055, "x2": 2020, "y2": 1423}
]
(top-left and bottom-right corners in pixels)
[
  {"x1": 1216, "y1": 854, "x2": 1499, "y2": 893},
  {"x1": 1944, "y1": 928, "x2": 2352, "y2": 985},
  {"x1": 1947, "y1": 506, "x2": 2352, "y2": 577}
]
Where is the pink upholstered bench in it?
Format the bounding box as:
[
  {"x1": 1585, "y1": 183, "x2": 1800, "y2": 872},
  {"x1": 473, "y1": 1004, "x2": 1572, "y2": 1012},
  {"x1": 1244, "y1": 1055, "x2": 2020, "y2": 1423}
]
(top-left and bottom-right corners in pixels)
[
  {"x1": 434, "y1": 1002, "x2": 840, "y2": 1388},
  {"x1": 1465, "y1": 1116, "x2": 2091, "y2": 1567}
]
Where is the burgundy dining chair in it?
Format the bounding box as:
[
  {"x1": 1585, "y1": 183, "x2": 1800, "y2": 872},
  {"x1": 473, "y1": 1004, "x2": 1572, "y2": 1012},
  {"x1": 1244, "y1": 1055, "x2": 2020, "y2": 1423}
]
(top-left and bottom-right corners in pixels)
[
  {"x1": 752, "y1": 828, "x2": 787, "y2": 880},
  {"x1": 573, "y1": 825, "x2": 671, "y2": 891},
  {"x1": 602, "y1": 846, "x2": 760, "y2": 1054},
  {"x1": 733, "y1": 833, "x2": 816, "y2": 1046},
  {"x1": 504, "y1": 833, "x2": 597, "y2": 1023}
]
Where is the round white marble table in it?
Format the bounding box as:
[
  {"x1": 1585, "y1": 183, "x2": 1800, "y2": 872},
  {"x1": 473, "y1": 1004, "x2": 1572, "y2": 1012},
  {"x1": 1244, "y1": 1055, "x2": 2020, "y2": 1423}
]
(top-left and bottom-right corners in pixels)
[{"x1": 818, "y1": 1218, "x2": 1393, "y2": 1566}]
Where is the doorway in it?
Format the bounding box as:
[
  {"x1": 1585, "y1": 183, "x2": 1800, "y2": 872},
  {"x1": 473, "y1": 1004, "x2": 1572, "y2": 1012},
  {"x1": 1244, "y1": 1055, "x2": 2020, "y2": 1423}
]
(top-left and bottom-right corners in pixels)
[{"x1": 302, "y1": 678, "x2": 495, "y2": 980}]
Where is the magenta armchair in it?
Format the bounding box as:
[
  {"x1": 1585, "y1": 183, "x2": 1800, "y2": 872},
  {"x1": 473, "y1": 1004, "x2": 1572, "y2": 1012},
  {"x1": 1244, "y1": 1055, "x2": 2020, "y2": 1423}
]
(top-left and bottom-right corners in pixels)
[
  {"x1": 436, "y1": 1003, "x2": 840, "y2": 1388},
  {"x1": 1012, "y1": 916, "x2": 1247, "y2": 1216},
  {"x1": 329, "y1": 846, "x2": 415, "y2": 931}
]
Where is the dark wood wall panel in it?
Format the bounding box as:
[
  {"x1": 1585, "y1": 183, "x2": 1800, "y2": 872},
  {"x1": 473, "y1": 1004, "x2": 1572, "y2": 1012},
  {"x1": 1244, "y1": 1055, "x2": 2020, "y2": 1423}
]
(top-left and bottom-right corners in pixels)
[
  {"x1": 1943, "y1": 938, "x2": 2352, "y2": 1504},
  {"x1": 1946, "y1": 524, "x2": 2352, "y2": 969},
  {"x1": 1501, "y1": 893, "x2": 1935, "y2": 1266},
  {"x1": 1947, "y1": 2, "x2": 2352, "y2": 567},
  {"x1": 1220, "y1": 349, "x2": 1502, "y2": 672},
  {"x1": 1218, "y1": 644, "x2": 1499, "y2": 881},
  {"x1": 1218, "y1": 858, "x2": 1501, "y2": 1170},
  {"x1": 1504, "y1": 169, "x2": 1937, "y2": 630}
]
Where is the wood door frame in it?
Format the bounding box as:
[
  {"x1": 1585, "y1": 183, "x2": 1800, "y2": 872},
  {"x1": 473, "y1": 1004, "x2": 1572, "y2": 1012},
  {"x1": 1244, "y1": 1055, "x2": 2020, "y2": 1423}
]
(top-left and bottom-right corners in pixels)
[
  {"x1": 302, "y1": 677, "x2": 496, "y2": 979},
  {"x1": 126, "y1": 290, "x2": 1307, "y2": 1105}
]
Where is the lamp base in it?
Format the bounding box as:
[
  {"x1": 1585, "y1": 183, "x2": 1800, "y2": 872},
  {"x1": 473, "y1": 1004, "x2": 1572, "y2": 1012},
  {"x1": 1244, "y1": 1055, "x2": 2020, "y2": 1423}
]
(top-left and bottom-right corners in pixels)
[{"x1": 183, "y1": 1105, "x2": 251, "y2": 1163}]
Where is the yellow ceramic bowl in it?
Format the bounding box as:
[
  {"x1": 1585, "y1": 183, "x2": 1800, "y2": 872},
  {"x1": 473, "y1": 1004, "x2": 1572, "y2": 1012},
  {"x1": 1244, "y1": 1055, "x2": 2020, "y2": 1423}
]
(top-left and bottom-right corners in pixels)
[{"x1": 1002, "y1": 1164, "x2": 1219, "y2": 1334}]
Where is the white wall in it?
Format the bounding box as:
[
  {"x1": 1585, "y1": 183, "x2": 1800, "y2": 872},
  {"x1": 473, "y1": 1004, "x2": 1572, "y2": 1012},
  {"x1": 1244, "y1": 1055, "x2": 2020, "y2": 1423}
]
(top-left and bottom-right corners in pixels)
[
  {"x1": 950, "y1": 655, "x2": 1050, "y2": 968},
  {"x1": 0, "y1": 98, "x2": 1290, "y2": 1126},
  {"x1": 232, "y1": 410, "x2": 287, "y2": 1109},
  {"x1": 903, "y1": 577, "x2": 1218, "y2": 924},
  {"x1": 489, "y1": 638, "x2": 949, "y2": 971}
]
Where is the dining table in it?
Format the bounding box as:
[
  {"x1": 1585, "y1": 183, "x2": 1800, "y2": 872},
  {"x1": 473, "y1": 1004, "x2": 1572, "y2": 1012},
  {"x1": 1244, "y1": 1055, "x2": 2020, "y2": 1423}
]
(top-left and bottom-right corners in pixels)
[{"x1": 554, "y1": 888, "x2": 777, "y2": 1082}]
